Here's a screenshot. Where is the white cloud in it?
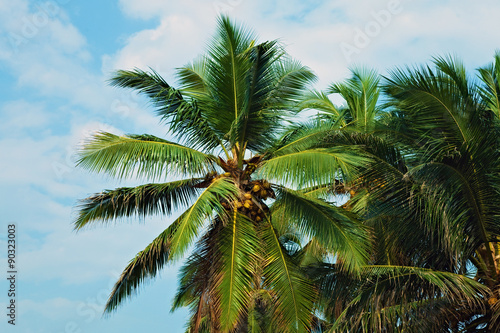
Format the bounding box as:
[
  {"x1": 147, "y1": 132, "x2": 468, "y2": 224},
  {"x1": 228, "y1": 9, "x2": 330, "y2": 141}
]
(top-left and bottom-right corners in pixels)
[
  {"x1": 102, "y1": 15, "x2": 213, "y2": 79},
  {"x1": 113, "y1": 0, "x2": 494, "y2": 91},
  {"x1": 0, "y1": 100, "x2": 51, "y2": 133}
]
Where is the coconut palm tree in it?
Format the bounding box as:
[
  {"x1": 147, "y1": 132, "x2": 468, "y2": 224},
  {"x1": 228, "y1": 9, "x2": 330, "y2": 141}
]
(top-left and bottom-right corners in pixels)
[
  {"x1": 74, "y1": 16, "x2": 370, "y2": 332},
  {"x1": 311, "y1": 55, "x2": 500, "y2": 332}
]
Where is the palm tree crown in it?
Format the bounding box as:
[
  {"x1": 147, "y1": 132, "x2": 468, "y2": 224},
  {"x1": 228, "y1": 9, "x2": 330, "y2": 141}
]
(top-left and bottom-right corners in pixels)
[
  {"x1": 310, "y1": 55, "x2": 500, "y2": 332},
  {"x1": 75, "y1": 16, "x2": 369, "y2": 332}
]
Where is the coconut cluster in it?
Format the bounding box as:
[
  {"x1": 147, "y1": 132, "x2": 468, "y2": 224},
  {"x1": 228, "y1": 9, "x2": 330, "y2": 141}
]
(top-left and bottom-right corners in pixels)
[
  {"x1": 219, "y1": 178, "x2": 275, "y2": 222},
  {"x1": 238, "y1": 180, "x2": 275, "y2": 222},
  {"x1": 205, "y1": 155, "x2": 276, "y2": 222}
]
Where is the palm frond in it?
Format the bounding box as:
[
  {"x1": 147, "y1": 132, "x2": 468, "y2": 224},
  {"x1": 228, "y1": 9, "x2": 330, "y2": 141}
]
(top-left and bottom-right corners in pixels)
[
  {"x1": 272, "y1": 187, "x2": 370, "y2": 272},
  {"x1": 176, "y1": 58, "x2": 209, "y2": 96},
  {"x1": 104, "y1": 222, "x2": 179, "y2": 313},
  {"x1": 228, "y1": 40, "x2": 286, "y2": 152},
  {"x1": 218, "y1": 211, "x2": 259, "y2": 330},
  {"x1": 328, "y1": 66, "x2": 381, "y2": 132},
  {"x1": 478, "y1": 51, "x2": 500, "y2": 117},
  {"x1": 268, "y1": 120, "x2": 340, "y2": 157},
  {"x1": 297, "y1": 90, "x2": 346, "y2": 126},
  {"x1": 110, "y1": 68, "x2": 221, "y2": 150},
  {"x1": 270, "y1": 58, "x2": 317, "y2": 108},
  {"x1": 77, "y1": 132, "x2": 216, "y2": 179},
  {"x1": 74, "y1": 178, "x2": 203, "y2": 230},
  {"x1": 260, "y1": 147, "x2": 370, "y2": 188},
  {"x1": 261, "y1": 216, "x2": 315, "y2": 332},
  {"x1": 329, "y1": 266, "x2": 488, "y2": 332},
  {"x1": 169, "y1": 177, "x2": 239, "y2": 261},
  {"x1": 202, "y1": 15, "x2": 255, "y2": 148}
]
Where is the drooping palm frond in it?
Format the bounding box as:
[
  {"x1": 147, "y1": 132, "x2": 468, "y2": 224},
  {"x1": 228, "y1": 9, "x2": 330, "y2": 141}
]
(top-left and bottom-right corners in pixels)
[
  {"x1": 272, "y1": 187, "x2": 369, "y2": 272},
  {"x1": 245, "y1": 289, "x2": 276, "y2": 333},
  {"x1": 74, "y1": 178, "x2": 203, "y2": 230},
  {"x1": 260, "y1": 216, "x2": 315, "y2": 332},
  {"x1": 109, "y1": 68, "x2": 222, "y2": 151},
  {"x1": 168, "y1": 177, "x2": 239, "y2": 261},
  {"x1": 77, "y1": 132, "x2": 217, "y2": 179},
  {"x1": 172, "y1": 221, "x2": 224, "y2": 333},
  {"x1": 383, "y1": 57, "x2": 481, "y2": 157},
  {"x1": 176, "y1": 58, "x2": 209, "y2": 97},
  {"x1": 260, "y1": 146, "x2": 370, "y2": 188},
  {"x1": 328, "y1": 266, "x2": 488, "y2": 332},
  {"x1": 267, "y1": 120, "x2": 341, "y2": 157},
  {"x1": 217, "y1": 211, "x2": 260, "y2": 331},
  {"x1": 104, "y1": 221, "x2": 180, "y2": 313}
]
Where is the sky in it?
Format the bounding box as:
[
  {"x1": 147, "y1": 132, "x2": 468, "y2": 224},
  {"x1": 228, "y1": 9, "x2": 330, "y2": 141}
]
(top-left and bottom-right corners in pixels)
[{"x1": 1, "y1": 0, "x2": 500, "y2": 332}]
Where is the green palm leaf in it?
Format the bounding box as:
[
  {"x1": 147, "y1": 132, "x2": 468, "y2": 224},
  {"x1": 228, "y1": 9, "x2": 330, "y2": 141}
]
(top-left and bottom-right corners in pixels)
[
  {"x1": 218, "y1": 211, "x2": 259, "y2": 330},
  {"x1": 261, "y1": 216, "x2": 315, "y2": 332},
  {"x1": 297, "y1": 90, "x2": 346, "y2": 126},
  {"x1": 74, "y1": 178, "x2": 203, "y2": 230},
  {"x1": 270, "y1": 58, "x2": 317, "y2": 108},
  {"x1": 229, "y1": 40, "x2": 286, "y2": 152},
  {"x1": 272, "y1": 187, "x2": 369, "y2": 272},
  {"x1": 111, "y1": 68, "x2": 222, "y2": 150},
  {"x1": 268, "y1": 120, "x2": 341, "y2": 157},
  {"x1": 104, "y1": 222, "x2": 179, "y2": 313},
  {"x1": 328, "y1": 67, "x2": 381, "y2": 132},
  {"x1": 260, "y1": 147, "x2": 370, "y2": 188},
  {"x1": 169, "y1": 177, "x2": 239, "y2": 261},
  {"x1": 329, "y1": 266, "x2": 488, "y2": 332},
  {"x1": 77, "y1": 132, "x2": 216, "y2": 179},
  {"x1": 478, "y1": 51, "x2": 500, "y2": 116}
]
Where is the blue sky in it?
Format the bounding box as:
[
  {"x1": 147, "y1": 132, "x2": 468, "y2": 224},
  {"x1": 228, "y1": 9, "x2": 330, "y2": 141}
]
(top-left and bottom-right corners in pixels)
[{"x1": 1, "y1": 0, "x2": 500, "y2": 332}]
